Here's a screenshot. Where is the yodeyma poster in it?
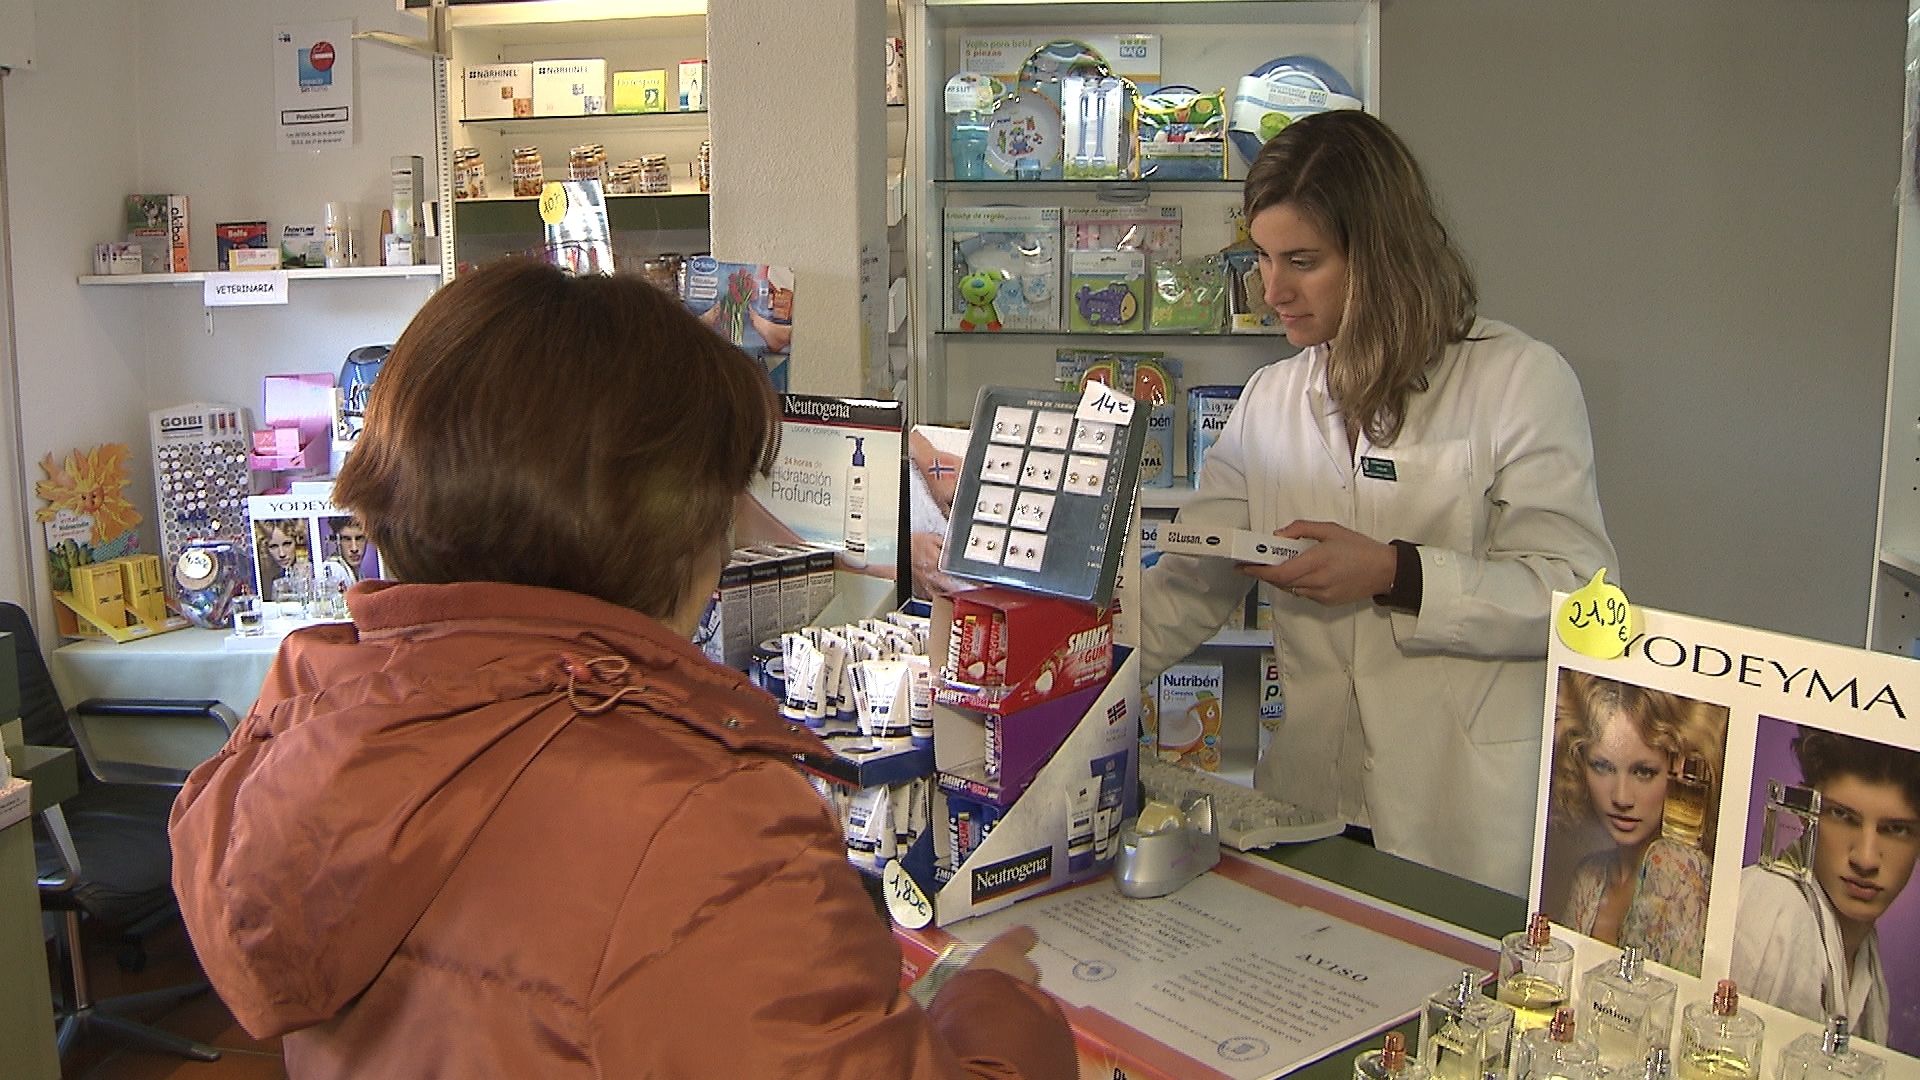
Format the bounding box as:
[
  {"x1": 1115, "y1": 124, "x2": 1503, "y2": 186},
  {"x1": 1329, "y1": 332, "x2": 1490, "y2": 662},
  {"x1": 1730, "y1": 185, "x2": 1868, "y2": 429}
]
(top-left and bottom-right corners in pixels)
[
  {"x1": 740, "y1": 395, "x2": 904, "y2": 621},
  {"x1": 1534, "y1": 601, "x2": 1920, "y2": 1073}
]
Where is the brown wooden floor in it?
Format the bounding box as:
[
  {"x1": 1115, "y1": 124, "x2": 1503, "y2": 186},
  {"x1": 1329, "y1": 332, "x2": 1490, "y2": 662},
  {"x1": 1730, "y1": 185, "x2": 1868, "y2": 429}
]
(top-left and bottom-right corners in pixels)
[{"x1": 50, "y1": 919, "x2": 284, "y2": 1080}]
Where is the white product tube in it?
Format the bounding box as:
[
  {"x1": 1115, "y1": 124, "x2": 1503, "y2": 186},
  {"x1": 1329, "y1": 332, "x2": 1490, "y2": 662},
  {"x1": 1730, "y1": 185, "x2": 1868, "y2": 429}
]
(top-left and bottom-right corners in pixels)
[
  {"x1": 845, "y1": 785, "x2": 891, "y2": 872},
  {"x1": 811, "y1": 628, "x2": 850, "y2": 721},
  {"x1": 783, "y1": 635, "x2": 827, "y2": 730},
  {"x1": 904, "y1": 654, "x2": 934, "y2": 747},
  {"x1": 851, "y1": 659, "x2": 912, "y2": 742}
]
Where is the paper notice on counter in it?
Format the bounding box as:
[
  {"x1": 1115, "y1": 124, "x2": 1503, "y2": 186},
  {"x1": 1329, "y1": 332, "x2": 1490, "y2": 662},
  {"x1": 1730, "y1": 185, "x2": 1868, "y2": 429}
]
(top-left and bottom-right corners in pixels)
[{"x1": 949, "y1": 866, "x2": 1476, "y2": 1079}]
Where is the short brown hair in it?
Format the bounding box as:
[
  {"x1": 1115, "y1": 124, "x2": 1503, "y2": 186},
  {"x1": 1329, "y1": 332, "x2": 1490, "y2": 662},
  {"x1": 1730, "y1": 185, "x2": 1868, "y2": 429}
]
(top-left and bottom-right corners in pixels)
[
  {"x1": 1792, "y1": 728, "x2": 1920, "y2": 818},
  {"x1": 334, "y1": 258, "x2": 779, "y2": 619},
  {"x1": 1243, "y1": 110, "x2": 1477, "y2": 446}
]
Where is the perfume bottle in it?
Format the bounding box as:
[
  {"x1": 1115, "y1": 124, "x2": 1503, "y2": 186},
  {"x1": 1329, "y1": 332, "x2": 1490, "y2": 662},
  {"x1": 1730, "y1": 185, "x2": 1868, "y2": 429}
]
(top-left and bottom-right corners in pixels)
[
  {"x1": 1662, "y1": 753, "x2": 1711, "y2": 847},
  {"x1": 1419, "y1": 969, "x2": 1515, "y2": 1080},
  {"x1": 1581, "y1": 945, "x2": 1678, "y2": 1073},
  {"x1": 1498, "y1": 913, "x2": 1574, "y2": 1031},
  {"x1": 1774, "y1": 1017, "x2": 1884, "y2": 1080},
  {"x1": 1513, "y1": 1008, "x2": 1601, "y2": 1080},
  {"x1": 1645, "y1": 1048, "x2": 1675, "y2": 1079},
  {"x1": 1355, "y1": 1031, "x2": 1433, "y2": 1080},
  {"x1": 1679, "y1": 980, "x2": 1765, "y2": 1079}
]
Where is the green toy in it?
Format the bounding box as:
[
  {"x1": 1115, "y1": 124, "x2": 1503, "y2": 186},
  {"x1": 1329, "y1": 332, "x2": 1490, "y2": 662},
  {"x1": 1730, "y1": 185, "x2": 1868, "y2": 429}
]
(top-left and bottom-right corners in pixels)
[{"x1": 957, "y1": 271, "x2": 1003, "y2": 332}]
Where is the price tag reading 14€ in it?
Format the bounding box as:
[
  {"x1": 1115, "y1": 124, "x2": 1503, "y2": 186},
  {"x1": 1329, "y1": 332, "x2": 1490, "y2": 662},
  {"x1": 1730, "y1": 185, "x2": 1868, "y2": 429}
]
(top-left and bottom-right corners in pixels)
[
  {"x1": 1556, "y1": 568, "x2": 1635, "y2": 660},
  {"x1": 1075, "y1": 380, "x2": 1136, "y2": 426}
]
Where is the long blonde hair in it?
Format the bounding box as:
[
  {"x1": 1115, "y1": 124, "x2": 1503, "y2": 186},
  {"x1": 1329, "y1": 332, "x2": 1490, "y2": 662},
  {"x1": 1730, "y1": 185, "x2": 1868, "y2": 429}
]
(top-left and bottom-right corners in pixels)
[{"x1": 1243, "y1": 110, "x2": 1477, "y2": 446}]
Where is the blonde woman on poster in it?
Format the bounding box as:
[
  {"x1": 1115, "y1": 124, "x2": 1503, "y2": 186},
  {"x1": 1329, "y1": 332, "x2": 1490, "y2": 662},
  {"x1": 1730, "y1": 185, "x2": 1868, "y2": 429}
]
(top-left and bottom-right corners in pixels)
[
  {"x1": 1544, "y1": 672, "x2": 1724, "y2": 976},
  {"x1": 1732, "y1": 728, "x2": 1920, "y2": 1044}
]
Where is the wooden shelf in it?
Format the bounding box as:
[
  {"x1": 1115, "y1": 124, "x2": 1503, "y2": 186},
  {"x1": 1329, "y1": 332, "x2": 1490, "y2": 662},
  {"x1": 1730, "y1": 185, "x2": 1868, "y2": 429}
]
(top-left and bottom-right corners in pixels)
[{"x1": 77, "y1": 265, "x2": 442, "y2": 286}]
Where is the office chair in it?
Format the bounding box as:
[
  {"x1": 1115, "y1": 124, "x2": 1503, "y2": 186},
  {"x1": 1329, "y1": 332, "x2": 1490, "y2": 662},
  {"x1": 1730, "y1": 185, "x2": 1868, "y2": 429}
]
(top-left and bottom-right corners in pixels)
[{"x1": 1, "y1": 602, "x2": 234, "y2": 1064}]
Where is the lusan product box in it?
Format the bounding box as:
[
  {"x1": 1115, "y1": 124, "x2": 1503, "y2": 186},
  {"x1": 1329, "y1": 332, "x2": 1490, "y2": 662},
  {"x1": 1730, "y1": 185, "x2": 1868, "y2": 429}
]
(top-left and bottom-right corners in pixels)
[
  {"x1": 1187, "y1": 384, "x2": 1241, "y2": 487},
  {"x1": 613, "y1": 69, "x2": 668, "y2": 113},
  {"x1": 1156, "y1": 661, "x2": 1223, "y2": 771},
  {"x1": 531, "y1": 58, "x2": 608, "y2": 116},
  {"x1": 463, "y1": 62, "x2": 533, "y2": 119},
  {"x1": 1152, "y1": 524, "x2": 1315, "y2": 566},
  {"x1": 936, "y1": 586, "x2": 1112, "y2": 717},
  {"x1": 126, "y1": 194, "x2": 190, "y2": 273}
]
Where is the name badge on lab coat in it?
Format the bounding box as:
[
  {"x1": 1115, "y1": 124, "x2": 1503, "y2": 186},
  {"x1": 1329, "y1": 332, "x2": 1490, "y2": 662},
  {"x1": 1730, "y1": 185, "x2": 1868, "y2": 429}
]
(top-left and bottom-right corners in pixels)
[{"x1": 1360, "y1": 456, "x2": 1397, "y2": 481}]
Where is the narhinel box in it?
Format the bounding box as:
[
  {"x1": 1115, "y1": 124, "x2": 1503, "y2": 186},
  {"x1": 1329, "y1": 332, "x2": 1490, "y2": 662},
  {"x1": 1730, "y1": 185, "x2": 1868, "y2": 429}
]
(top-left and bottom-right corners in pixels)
[
  {"x1": 1152, "y1": 524, "x2": 1314, "y2": 566},
  {"x1": 678, "y1": 58, "x2": 708, "y2": 110},
  {"x1": 532, "y1": 58, "x2": 607, "y2": 116},
  {"x1": 462, "y1": 62, "x2": 533, "y2": 120},
  {"x1": 1156, "y1": 661, "x2": 1223, "y2": 770},
  {"x1": 613, "y1": 69, "x2": 668, "y2": 114},
  {"x1": 936, "y1": 587, "x2": 1112, "y2": 717},
  {"x1": 214, "y1": 220, "x2": 268, "y2": 271},
  {"x1": 127, "y1": 194, "x2": 190, "y2": 272}
]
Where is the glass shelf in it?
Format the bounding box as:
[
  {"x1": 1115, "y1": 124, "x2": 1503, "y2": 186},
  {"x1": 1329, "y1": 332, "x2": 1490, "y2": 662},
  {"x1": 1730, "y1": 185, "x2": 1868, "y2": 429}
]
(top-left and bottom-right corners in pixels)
[
  {"x1": 459, "y1": 110, "x2": 709, "y2": 136},
  {"x1": 935, "y1": 329, "x2": 1284, "y2": 341},
  {"x1": 934, "y1": 178, "x2": 1239, "y2": 193}
]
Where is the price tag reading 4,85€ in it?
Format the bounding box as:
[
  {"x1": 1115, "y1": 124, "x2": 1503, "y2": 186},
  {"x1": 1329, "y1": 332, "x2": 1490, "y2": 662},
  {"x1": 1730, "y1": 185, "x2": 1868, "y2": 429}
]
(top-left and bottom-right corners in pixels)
[
  {"x1": 1556, "y1": 568, "x2": 1635, "y2": 660},
  {"x1": 1075, "y1": 380, "x2": 1136, "y2": 426},
  {"x1": 883, "y1": 859, "x2": 933, "y2": 929}
]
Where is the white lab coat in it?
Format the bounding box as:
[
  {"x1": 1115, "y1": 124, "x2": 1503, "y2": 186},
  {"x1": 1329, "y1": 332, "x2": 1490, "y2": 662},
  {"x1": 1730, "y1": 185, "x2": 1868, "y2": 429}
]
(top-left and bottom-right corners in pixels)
[
  {"x1": 1730, "y1": 864, "x2": 1889, "y2": 1042},
  {"x1": 1140, "y1": 319, "x2": 1616, "y2": 894}
]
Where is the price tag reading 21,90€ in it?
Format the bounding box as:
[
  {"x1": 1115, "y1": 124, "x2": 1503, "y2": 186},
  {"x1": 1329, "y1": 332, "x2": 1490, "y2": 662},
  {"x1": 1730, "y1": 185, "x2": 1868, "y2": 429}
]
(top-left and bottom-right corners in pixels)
[
  {"x1": 1075, "y1": 380, "x2": 1136, "y2": 426},
  {"x1": 1556, "y1": 568, "x2": 1635, "y2": 660}
]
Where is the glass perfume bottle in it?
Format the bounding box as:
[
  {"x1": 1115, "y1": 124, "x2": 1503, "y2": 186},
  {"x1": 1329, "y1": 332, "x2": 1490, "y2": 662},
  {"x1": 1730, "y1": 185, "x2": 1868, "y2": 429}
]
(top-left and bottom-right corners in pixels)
[
  {"x1": 1419, "y1": 969, "x2": 1515, "y2": 1080},
  {"x1": 1662, "y1": 753, "x2": 1712, "y2": 847},
  {"x1": 1774, "y1": 1017, "x2": 1884, "y2": 1080},
  {"x1": 1356, "y1": 1031, "x2": 1433, "y2": 1080},
  {"x1": 1498, "y1": 912, "x2": 1574, "y2": 1032},
  {"x1": 1679, "y1": 980, "x2": 1765, "y2": 1079},
  {"x1": 1581, "y1": 945, "x2": 1678, "y2": 1073},
  {"x1": 1645, "y1": 1047, "x2": 1675, "y2": 1080},
  {"x1": 1514, "y1": 1007, "x2": 1601, "y2": 1080}
]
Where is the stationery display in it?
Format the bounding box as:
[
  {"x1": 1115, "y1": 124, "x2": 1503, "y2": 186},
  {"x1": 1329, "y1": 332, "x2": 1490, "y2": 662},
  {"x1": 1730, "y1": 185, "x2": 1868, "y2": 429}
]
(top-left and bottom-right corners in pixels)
[
  {"x1": 36, "y1": 441, "x2": 188, "y2": 641},
  {"x1": 939, "y1": 384, "x2": 1149, "y2": 608}
]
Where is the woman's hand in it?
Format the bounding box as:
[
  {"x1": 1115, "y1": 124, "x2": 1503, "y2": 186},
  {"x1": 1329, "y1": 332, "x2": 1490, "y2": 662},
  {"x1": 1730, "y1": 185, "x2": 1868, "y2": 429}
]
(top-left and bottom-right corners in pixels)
[
  {"x1": 910, "y1": 530, "x2": 965, "y2": 598},
  {"x1": 1239, "y1": 520, "x2": 1397, "y2": 607},
  {"x1": 960, "y1": 925, "x2": 1043, "y2": 986}
]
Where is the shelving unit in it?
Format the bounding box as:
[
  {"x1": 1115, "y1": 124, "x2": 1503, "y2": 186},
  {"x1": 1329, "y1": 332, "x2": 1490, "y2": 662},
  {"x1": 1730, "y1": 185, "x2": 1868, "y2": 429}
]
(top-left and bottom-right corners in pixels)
[
  {"x1": 903, "y1": 0, "x2": 1379, "y2": 426},
  {"x1": 1866, "y1": 0, "x2": 1920, "y2": 654},
  {"x1": 429, "y1": 3, "x2": 713, "y2": 275}
]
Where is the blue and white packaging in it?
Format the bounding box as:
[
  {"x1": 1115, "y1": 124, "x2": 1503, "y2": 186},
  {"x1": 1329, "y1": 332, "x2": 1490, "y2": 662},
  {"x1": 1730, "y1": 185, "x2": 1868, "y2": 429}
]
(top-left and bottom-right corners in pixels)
[{"x1": 1187, "y1": 384, "x2": 1242, "y2": 487}]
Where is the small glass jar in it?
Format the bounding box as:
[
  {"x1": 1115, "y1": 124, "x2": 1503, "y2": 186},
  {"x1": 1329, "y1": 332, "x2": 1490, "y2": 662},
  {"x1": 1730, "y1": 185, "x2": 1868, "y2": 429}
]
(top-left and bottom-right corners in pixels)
[
  {"x1": 697, "y1": 139, "x2": 712, "y2": 192},
  {"x1": 452, "y1": 147, "x2": 488, "y2": 200},
  {"x1": 639, "y1": 153, "x2": 672, "y2": 194},
  {"x1": 511, "y1": 145, "x2": 545, "y2": 198}
]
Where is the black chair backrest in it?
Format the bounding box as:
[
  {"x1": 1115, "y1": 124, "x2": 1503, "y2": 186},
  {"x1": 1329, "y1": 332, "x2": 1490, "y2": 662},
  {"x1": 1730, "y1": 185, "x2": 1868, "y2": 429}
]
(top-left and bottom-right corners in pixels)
[{"x1": 0, "y1": 602, "x2": 75, "y2": 751}]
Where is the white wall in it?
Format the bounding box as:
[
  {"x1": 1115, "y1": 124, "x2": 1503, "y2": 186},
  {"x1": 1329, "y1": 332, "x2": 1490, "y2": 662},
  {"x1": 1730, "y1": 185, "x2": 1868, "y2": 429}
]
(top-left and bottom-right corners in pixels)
[
  {"x1": 1, "y1": 0, "x2": 437, "y2": 624},
  {"x1": 1382, "y1": 0, "x2": 1903, "y2": 645}
]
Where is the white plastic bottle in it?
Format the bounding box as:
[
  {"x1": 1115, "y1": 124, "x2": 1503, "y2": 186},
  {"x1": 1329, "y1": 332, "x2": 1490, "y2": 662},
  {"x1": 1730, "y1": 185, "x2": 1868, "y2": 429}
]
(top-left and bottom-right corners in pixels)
[{"x1": 843, "y1": 435, "x2": 868, "y2": 569}]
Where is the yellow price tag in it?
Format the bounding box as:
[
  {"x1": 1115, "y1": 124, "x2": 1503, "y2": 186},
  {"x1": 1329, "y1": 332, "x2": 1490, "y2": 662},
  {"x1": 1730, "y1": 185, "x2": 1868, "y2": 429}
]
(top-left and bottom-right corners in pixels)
[
  {"x1": 1556, "y1": 568, "x2": 1635, "y2": 660},
  {"x1": 537, "y1": 182, "x2": 568, "y2": 226}
]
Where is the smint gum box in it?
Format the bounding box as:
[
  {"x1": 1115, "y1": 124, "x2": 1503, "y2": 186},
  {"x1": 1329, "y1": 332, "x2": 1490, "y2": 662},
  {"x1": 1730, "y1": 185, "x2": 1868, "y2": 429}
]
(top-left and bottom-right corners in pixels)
[
  {"x1": 1187, "y1": 385, "x2": 1242, "y2": 487},
  {"x1": 1156, "y1": 661, "x2": 1223, "y2": 771}
]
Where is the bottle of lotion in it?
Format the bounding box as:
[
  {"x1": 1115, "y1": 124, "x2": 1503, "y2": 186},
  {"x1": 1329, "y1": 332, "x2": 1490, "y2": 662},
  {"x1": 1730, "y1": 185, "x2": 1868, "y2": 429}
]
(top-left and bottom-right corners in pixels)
[{"x1": 843, "y1": 435, "x2": 868, "y2": 569}]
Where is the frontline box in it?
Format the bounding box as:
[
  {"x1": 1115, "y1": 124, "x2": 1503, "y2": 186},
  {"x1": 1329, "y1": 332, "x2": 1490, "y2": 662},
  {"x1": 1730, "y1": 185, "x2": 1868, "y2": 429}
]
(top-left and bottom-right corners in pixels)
[{"x1": 1152, "y1": 524, "x2": 1314, "y2": 565}]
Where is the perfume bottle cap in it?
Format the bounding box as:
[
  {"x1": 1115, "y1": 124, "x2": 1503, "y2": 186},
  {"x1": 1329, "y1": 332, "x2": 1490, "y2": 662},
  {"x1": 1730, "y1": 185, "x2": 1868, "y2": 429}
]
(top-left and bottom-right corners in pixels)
[
  {"x1": 1381, "y1": 1031, "x2": 1407, "y2": 1071},
  {"x1": 1643, "y1": 1047, "x2": 1671, "y2": 1079},
  {"x1": 1526, "y1": 911, "x2": 1552, "y2": 949},
  {"x1": 1451, "y1": 968, "x2": 1478, "y2": 1006},
  {"x1": 1712, "y1": 979, "x2": 1740, "y2": 1017},
  {"x1": 1824, "y1": 1015, "x2": 1851, "y2": 1055},
  {"x1": 1617, "y1": 945, "x2": 1644, "y2": 979},
  {"x1": 1548, "y1": 1007, "x2": 1577, "y2": 1043}
]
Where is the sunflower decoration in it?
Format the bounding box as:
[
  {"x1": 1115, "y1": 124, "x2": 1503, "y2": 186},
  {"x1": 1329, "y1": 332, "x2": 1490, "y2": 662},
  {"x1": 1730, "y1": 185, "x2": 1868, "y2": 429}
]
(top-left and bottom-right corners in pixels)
[{"x1": 36, "y1": 444, "x2": 141, "y2": 545}]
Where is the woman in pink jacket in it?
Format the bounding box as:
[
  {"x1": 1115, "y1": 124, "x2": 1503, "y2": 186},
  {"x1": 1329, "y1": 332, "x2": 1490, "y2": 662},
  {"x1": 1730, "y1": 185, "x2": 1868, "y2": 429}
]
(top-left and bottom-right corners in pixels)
[{"x1": 169, "y1": 258, "x2": 1075, "y2": 1079}]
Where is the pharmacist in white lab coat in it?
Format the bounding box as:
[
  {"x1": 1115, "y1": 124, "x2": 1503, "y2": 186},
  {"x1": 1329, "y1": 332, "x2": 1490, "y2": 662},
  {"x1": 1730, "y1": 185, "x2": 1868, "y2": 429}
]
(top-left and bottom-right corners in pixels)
[{"x1": 1140, "y1": 111, "x2": 1617, "y2": 895}]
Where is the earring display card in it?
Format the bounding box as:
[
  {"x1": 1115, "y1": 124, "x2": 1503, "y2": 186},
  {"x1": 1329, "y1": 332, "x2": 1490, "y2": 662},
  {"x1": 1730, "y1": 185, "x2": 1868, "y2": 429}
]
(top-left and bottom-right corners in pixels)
[{"x1": 942, "y1": 386, "x2": 1148, "y2": 608}]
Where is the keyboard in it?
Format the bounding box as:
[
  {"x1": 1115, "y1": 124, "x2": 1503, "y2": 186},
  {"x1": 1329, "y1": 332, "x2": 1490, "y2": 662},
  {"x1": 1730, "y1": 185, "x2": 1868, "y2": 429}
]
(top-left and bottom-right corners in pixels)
[{"x1": 1138, "y1": 756, "x2": 1345, "y2": 851}]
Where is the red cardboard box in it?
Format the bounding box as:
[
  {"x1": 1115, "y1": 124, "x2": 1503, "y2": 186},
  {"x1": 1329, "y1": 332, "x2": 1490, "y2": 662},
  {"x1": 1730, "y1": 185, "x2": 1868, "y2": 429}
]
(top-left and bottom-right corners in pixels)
[{"x1": 936, "y1": 587, "x2": 1111, "y2": 716}]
